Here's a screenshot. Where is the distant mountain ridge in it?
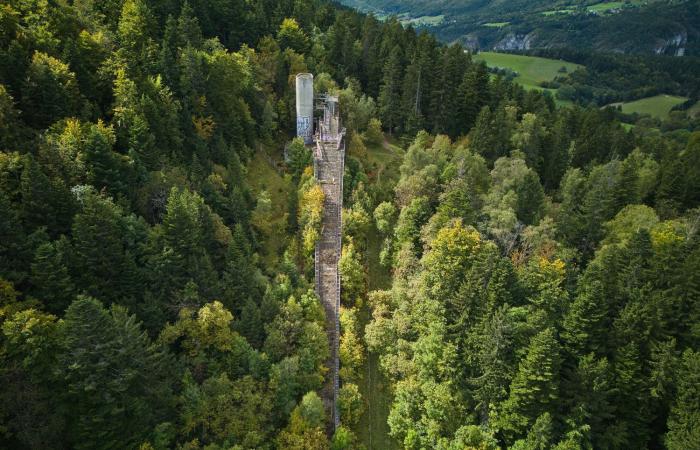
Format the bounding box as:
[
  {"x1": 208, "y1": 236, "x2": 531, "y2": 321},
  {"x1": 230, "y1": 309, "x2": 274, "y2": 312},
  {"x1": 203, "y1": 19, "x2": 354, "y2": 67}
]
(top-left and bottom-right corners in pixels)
[{"x1": 339, "y1": 0, "x2": 700, "y2": 56}]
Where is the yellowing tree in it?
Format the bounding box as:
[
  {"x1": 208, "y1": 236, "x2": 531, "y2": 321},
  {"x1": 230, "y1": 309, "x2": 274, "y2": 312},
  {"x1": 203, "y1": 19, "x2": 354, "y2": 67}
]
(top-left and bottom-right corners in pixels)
[{"x1": 299, "y1": 170, "x2": 325, "y2": 258}]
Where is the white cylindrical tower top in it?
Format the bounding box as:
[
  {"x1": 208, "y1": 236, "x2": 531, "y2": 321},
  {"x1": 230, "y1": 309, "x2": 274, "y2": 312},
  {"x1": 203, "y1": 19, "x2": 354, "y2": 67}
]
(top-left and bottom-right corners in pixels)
[{"x1": 296, "y1": 73, "x2": 314, "y2": 144}]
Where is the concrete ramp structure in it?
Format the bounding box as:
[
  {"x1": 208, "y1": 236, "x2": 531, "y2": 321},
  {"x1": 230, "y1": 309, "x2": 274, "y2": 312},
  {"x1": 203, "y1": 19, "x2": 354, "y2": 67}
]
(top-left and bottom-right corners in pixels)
[{"x1": 312, "y1": 93, "x2": 345, "y2": 434}]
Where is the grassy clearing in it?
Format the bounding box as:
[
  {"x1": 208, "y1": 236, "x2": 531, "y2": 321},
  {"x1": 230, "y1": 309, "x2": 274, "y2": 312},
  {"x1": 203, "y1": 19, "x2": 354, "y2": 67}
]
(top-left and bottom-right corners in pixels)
[
  {"x1": 542, "y1": 0, "x2": 643, "y2": 15},
  {"x1": 588, "y1": 1, "x2": 625, "y2": 13},
  {"x1": 364, "y1": 137, "x2": 403, "y2": 188},
  {"x1": 245, "y1": 148, "x2": 293, "y2": 267},
  {"x1": 475, "y1": 52, "x2": 582, "y2": 90},
  {"x1": 400, "y1": 14, "x2": 445, "y2": 27},
  {"x1": 687, "y1": 100, "x2": 700, "y2": 118},
  {"x1": 483, "y1": 22, "x2": 510, "y2": 28},
  {"x1": 542, "y1": 8, "x2": 575, "y2": 15},
  {"x1": 352, "y1": 134, "x2": 402, "y2": 450},
  {"x1": 374, "y1": 12, "x2": 444, "y2": 27},
  {"x1": 612, "y1": 95, "x2": 688, "y2": 119}
]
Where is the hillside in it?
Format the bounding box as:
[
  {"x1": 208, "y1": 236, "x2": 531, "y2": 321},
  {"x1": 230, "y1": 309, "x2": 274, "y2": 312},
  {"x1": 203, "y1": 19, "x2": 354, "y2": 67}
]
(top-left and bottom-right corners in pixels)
[
  {"x1": 340, "y1": 0, "x2": 700, "y2": 56},
  {"x1": 1, "y1": 0, "x2": 700, "y2": 449}
]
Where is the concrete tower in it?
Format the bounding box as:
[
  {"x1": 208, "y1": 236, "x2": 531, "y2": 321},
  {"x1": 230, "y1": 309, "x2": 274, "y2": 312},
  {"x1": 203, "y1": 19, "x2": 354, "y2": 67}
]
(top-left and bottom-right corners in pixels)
[{"x1": 295, "y1": 73, "x2": 314, "y2": 144}]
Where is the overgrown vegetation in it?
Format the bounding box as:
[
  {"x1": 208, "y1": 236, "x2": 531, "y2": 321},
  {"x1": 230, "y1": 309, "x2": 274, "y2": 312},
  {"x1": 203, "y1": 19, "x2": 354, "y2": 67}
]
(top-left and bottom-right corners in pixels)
[{"x1": 0, "y1": 0, "x2": 699, "y2": 448}]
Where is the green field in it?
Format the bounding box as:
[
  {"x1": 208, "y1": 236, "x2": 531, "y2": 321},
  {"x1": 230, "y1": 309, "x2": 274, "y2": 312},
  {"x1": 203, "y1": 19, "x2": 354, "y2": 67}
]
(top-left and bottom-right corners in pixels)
[
  {"x1": 612, "y1": 95, "x2": 688, "y2": 119},
  {"x1": 588, "y1": 1, "x2": 625, "y2": 13},
  {"x1": 474, "y1": 51, "x2": 582, "y2": 100},
  {"x1": 542, "y1": 8, "x2": 576, "y2": 15},
  {"x1": 541, "y1": 0, "x2": 644, "y2": 15},
  {"x1": 483, "y1": 21, "x2": 510, "y2": 28}
]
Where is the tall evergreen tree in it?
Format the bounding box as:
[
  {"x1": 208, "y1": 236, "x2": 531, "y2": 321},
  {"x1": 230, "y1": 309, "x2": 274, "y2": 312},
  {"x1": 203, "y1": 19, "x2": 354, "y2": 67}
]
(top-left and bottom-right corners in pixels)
[
  {"x1": 60, "y1": 297, "x2": 173, "y2": 449},
  {"x1": 497, "y1": 328, "x2": 561, "y2": 443},
  {"x1": 665, "y1": 349, "x2": 700, "y2": 450},
  {"x1": 71, "y1": 190, "x2": 144, "y2": 306},
  {"x1": 378, "y1": 46, "x2": 404, "y2": 134},
  {"x1": 29, "y1": 238, "x2": 75, "y2": 314}
]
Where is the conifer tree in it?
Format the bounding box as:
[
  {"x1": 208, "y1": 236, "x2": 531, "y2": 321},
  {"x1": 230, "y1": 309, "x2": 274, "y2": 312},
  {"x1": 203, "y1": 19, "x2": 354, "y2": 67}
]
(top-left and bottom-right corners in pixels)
[
  {"x1": 378, "y1": 46, "x2": 404, "y2": 134},
  {"x1": 0, "y1": 308, "x2": 63, "y2": 448},
  {"x1": 60, "y1": 297, "x2": 172, "y2": 449},
  {"x1": 29, "y1": 238, "x2": 74, "y2": 314},
  {"x1": 665, "y1": 349, "x2": 700, "y2": 449},
  {"x1": 497, "y1": 328, "x2": 561, "y2": 443},
  {"x1": 0, "y1": 191, "x2": 30, "y2": 284},
  {"x1": 221, "y1": 224, "x2": 259, "y2": 313},
  {"x1": 21, "y1": 52, "x2": 80, "y2": 128},
  {"x1": 20, "y1": 155, "x2": 74, "y2": 236},
  {"x1": 470, "y1": 106, "x2": 512, "y2": 164},
  {"x1": 72, "y1": 190, "x2": 143, "y2": 306},
  {"x1": 431, "y1": 44, "x2": 469, "y2": 137},
  {"x1": 150, "y1": 187, "x2": 219, "y2": 309}
]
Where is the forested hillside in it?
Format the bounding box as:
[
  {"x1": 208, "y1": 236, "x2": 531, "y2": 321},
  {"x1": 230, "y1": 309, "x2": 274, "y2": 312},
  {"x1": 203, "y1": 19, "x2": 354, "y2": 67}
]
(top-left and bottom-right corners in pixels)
[
  {"x1": 340, "y1": 0, "x2": 700, "y2": 56},
  {"x1": 1, "y1": 0, "x2": 699, "y2": 449}
]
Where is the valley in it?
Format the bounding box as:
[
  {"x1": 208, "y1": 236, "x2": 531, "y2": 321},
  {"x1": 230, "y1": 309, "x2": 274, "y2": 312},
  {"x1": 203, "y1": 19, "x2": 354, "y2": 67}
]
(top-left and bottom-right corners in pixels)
[{"x1": 339, "y1": 0, "x2": 699, "y2": 56}]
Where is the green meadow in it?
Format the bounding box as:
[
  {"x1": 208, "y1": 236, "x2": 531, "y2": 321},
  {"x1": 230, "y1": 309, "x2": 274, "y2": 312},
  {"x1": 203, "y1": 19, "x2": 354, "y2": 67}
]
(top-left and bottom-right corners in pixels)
[
  {"x1": 474, "y1": 52, "x2": 582, "y2": 90},
  {"x1": 613, "y1": 95, "x2": 688, "y2": 119}
]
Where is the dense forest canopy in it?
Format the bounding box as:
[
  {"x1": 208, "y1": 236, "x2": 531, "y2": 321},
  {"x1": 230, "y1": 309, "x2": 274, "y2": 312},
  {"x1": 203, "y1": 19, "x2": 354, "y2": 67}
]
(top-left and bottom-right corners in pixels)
[{"x1": 0, "y1": 0, "x2": 699, "y2": 449}]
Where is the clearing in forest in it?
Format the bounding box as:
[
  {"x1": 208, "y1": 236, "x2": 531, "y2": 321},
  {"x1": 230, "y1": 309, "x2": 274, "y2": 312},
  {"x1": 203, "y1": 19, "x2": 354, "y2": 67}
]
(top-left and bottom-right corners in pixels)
[
  {"x1": 611, "y1": 95, "x2": 688, "y2": 119},
  {"x1": 474, "y1": 51, "x2": 582, "y2": 91}
]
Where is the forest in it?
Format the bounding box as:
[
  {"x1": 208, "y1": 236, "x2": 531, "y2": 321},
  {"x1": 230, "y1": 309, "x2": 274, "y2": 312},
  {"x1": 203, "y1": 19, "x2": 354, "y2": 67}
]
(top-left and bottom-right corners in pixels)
[
  {"x1": 530, "y1": 48, "x2": 700, "y2": 108},
  {"x1": 340, "y1": 0, "x2": 700, "y2": 57},
  {"x1": 0, "y1": 0, "x2": 699, "y2": 449}
]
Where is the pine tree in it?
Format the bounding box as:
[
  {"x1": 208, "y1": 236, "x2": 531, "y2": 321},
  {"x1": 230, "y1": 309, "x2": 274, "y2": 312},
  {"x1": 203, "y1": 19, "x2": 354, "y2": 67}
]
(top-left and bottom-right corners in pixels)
[
  {"x1": 0, "y1": 308, "x2": 63, "y2": 448},
  {"x1": 470, "y1": 106, "x2": 512, "y2": 165},
  {"x1": 277, "y1": 18, "x2": 309, "y2": 54},
  {"x1": 472, "y1": 305, "x2": 515, "y2": 424},
  {"x1": 20, "y1": 155, "x2": 74, "y2": 236},
  {"x1": 221, "y1": 224, "x2": 258, "y2": 313},
  {"x1": 681, "y1": 132, "x2": 700, "y2": 210},
  {"x1": 431, "y1": 44, "x2": 469, "y2": 137},
  {"x1": 117, "y1": 0, "x2": 156, "y2": 76},
  {"x1": 511, "y1": 413, "x2": 553, "y2": 450},
  {"x1": 60, "y1": 296, "x2": 172, "y2": 449},
  {"x1": 30, "y1": 238, "x2": 75, "y2": 314},
  {"x1": 71, "y1": 189, "x2": 144, "y2": 306},
  {"x1": 567, "y1": 354, "x2": 615, "y2": 448},
  {"x1": 0, "y1": 191, "x2": 30, "y2": 284},
  {"x1": 84, "y1": 120, "x2": 131, "y2": 196},
  {"x1": 655, "y1": 145, "x2": 685, "y2": 217},
  {"x1": 21, "y1": 52, "x2": 80, "y2": 129},
  {"x1": 497, "y1": 328, "x2": 561, "y2": 443},
  {"x1": 562, "y1": 281, "x2": 607, "y2": 357},
  {"x1": 515, "y1": 170, "x2": 546, "y2": 226},
  {"x1": 177, "y1": 1, "x2": 203, "y2": 48},
  {"x1": 378, "y1": 46, "x2": 404, "y2": 134},
  {"x1": 146, "y1": 189, "x2": 221, "y2": 323},
  {"x1": 542, "y1": 117, "x2": 571, "y2": 191},
  {"x1": 665, "y1": 349, "x2": 700, "y2": 450}
]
